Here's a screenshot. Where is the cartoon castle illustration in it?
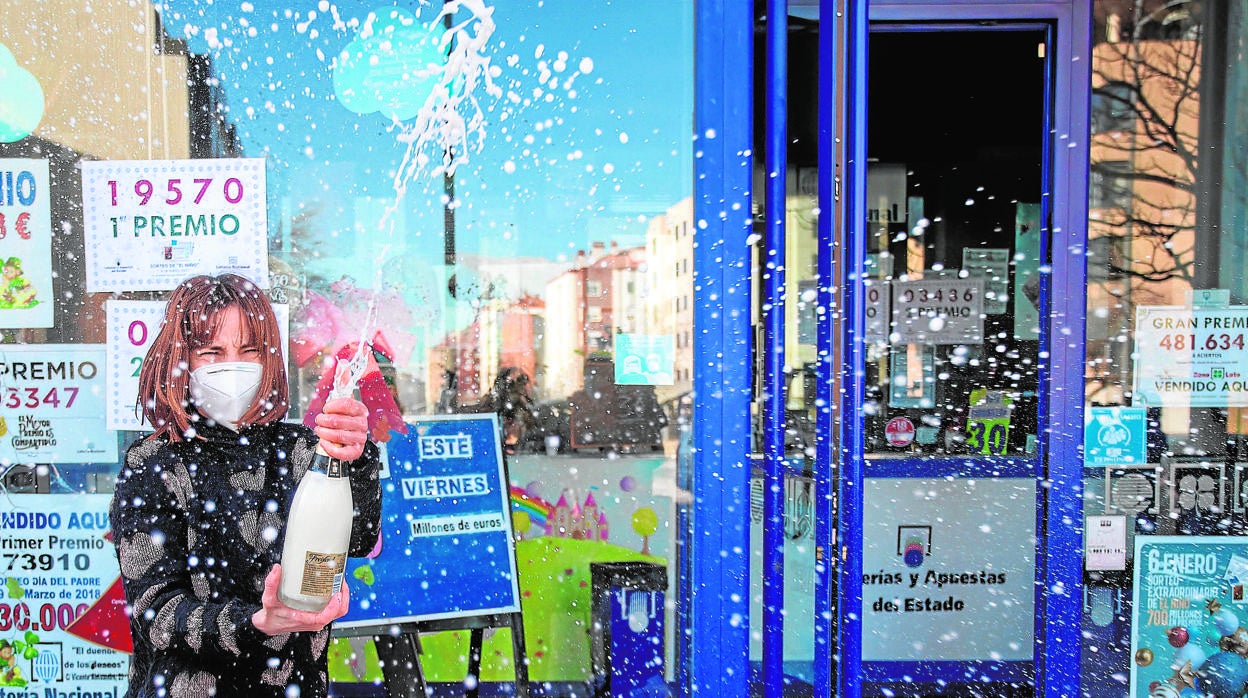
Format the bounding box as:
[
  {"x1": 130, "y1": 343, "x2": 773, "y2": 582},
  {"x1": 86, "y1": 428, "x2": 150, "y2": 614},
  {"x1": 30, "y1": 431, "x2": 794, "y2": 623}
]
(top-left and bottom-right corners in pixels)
[{"x1": 545, "y1": 491, "x2": 610, "y2": 541}]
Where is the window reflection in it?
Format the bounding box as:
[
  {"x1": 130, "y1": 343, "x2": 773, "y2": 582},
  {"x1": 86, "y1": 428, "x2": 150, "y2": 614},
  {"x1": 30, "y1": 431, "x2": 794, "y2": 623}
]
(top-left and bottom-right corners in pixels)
[{"x1": 0, "y1": 0, "x2": 694, "y2": 689}]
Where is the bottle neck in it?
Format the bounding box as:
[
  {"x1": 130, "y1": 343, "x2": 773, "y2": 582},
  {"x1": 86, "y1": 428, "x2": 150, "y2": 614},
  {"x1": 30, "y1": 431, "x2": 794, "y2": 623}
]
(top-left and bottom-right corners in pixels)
[{"x1": 309, "y1": 449, "x2": 348, "y2": 478}]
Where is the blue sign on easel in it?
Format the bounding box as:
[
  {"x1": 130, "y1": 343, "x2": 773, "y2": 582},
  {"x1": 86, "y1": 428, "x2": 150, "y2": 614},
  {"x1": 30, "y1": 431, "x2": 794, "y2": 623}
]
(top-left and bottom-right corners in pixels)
[{"x1": 337, "y1": 413, "x2": 521, "y2": 628}]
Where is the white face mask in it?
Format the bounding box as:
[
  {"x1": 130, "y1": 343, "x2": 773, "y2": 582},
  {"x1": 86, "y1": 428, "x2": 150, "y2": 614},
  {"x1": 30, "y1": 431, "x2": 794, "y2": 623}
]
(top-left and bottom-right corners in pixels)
[{"x1": 188, "y1": 362, "x2": 262, "y2": 431}]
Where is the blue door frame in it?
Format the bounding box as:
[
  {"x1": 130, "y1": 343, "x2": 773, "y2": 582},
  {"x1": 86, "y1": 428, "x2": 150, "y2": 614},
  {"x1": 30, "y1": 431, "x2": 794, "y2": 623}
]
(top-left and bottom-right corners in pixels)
[{"x1": 690, "y1": 1, "x2": 1091, "y2": 696}]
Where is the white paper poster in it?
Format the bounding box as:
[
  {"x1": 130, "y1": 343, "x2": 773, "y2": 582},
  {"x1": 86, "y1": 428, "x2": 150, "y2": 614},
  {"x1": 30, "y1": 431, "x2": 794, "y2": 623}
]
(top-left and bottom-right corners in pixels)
[
  {"x1": 1085, "y1": 515, "x2": 1128, "y2": 571},
  {"x1": 106, "y1": 300, "x2": 290, "y2": 431},
  {"x1": 1133, "y1": 305, "x2": 1248, "y2": 407},
  {"x1": 1013, "y1": 203, "x2": 1042, "y2": 340},
  {"x1": 890, "y1": 276, "x2": 985, "y2": 344},
  {"x1": 0, "y1": 159, "x2": 53, "y2": 328},
  {"x1": 962, "y1": 247, "x2": 1010, "y2": 314},
  {"x1": 0, "y1": 494, "x2": 128, "y2": 694},
  {"x1": 864, "y1": 278, "x2": 891, "y2": 345},
  {"x1": 0, "y1": 345, "x2": 116, "y2": 465},
  {"x1": 81, "y1": 158, "x2": 268, "y2": 292},
  {"x1": 862, "y1": 477, "x2": 1037, "y2": 662}
]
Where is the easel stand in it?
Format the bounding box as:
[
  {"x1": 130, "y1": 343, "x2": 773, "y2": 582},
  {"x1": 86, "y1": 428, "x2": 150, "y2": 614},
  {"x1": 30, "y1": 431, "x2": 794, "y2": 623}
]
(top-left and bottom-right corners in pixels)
[{"x1": 367, "y1": 612, "x2": 530, "y2": 698}]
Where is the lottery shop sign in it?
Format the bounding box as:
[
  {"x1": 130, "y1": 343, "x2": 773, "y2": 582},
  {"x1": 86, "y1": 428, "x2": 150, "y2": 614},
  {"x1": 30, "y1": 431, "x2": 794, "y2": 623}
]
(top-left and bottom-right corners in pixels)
[
  {"x1": 81, "y1": 158, "x2": 269, "y2": 292},
  {"x1": 1133, "y1": 305, "x2": 1248, "y2": 407},
  {"x1": 0, "y1": 345, "x2": 116, "y2": 464}
]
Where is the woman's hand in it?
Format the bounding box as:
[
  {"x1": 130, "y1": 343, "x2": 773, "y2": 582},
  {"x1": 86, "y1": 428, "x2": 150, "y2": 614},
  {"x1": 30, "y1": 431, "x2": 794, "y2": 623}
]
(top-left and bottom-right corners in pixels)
[
  {"x1": 251, "y1": 564, "x2": 349, "y2": 635},
  {"x1": 314, "y1": 397, "x2": 369, "y2": 461}
]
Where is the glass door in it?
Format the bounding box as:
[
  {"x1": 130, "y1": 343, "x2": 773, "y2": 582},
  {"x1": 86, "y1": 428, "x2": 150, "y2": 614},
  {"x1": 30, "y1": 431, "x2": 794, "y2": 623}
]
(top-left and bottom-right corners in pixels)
[
  {"x1": 857, "y1": 24, "x2": 1048, "y2": 689},
  {"x1": 831, "y1": 4, "x2": 1091, "y2": 697}
]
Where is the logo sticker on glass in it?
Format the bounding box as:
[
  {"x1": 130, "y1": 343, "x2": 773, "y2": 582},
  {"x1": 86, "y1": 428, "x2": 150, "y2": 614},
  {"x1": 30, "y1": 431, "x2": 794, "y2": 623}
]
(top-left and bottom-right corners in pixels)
[
  {"x1": 614, "y1": 334, "x2": 674, "y2": 386},
  {"x1": 1084, "y1": 406, "x2": 1147, "y2": 467}
]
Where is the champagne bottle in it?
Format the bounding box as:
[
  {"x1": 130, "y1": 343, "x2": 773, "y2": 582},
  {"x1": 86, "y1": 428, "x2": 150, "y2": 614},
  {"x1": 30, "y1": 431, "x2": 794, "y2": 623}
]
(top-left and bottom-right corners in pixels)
[
  {"x1": 277, "y1": 446, "x2": 354, "y2": 612},
  {"x1": 279, "y1": 344, "x2": 369, "y2": 612}
]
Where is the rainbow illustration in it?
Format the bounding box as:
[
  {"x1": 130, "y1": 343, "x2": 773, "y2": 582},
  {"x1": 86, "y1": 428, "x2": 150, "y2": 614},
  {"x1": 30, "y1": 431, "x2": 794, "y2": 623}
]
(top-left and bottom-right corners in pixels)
[{"x1": 510, "y1": 485, "x2": 552, "y2": 531}]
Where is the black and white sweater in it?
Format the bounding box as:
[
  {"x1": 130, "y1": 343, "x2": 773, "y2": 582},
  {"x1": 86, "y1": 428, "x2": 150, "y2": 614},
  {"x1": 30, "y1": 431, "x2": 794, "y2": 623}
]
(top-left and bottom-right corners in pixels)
[{"x1": 110, "y1": 421, "x2": 381, "y2": 698}]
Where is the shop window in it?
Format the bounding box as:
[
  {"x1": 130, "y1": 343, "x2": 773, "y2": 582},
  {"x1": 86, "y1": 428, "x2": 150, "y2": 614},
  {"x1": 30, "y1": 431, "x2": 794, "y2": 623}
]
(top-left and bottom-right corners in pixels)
[{"x1": 0, "y1": 0, "x2": 694, "y2": 690}]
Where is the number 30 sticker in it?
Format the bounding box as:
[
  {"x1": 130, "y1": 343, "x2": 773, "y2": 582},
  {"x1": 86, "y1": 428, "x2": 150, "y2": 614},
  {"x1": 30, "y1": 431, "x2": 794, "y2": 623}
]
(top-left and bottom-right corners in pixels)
[{"x1": 966, "y1": 388, "x2": 1012, "y2": 455}]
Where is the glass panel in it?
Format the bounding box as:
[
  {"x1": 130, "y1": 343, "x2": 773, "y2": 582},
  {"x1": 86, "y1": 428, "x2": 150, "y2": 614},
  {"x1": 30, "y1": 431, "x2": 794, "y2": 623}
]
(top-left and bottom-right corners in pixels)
[
  {"x1": 854, "y1": 26, "x2": 1047, "y2": 689},
  {"x1": 863, "y1": 29, "x2": 1046, "y2": 459},
  {"x1": 747, "y1": 14, "x2": 822, "y2": 689},
  {"x1": 0, "y1": 0, "x2": 693, "y2": 692},
  {"x1": 1084, "y1": 3, "x2": 1248, "y2": 697}
]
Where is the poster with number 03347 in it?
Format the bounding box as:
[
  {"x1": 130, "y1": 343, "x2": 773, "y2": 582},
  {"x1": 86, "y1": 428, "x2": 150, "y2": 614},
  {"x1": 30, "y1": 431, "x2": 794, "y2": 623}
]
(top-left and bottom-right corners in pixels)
[{"x1": 0, "y1": 345, "x2": 116, "y2": 465}]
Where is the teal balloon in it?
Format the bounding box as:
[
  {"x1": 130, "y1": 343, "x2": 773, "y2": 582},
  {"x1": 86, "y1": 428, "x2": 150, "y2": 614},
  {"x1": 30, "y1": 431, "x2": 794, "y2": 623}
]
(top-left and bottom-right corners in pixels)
[
  {"x1": 0, "y1": 41, "x2": 45, "y2": 142},
  {"x1": 332, "y1": 7, "x2": 446, "y2": 121},
  {"x1": 1217, "y1": 609, "x2": 1242, "y2": 636},
  {"x1": 1206, "y1": 623, "x2": 1227, "y2": 646},
  {"x1": 1199, "y1": 651, "x2": 1248, "y2": 698}
]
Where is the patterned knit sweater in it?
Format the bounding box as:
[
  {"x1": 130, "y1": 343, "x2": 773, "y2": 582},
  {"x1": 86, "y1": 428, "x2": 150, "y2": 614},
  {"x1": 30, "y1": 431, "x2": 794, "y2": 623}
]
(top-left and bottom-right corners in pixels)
[{"x1": 110, "y1": 421, "x2": 381, "y2": 698}]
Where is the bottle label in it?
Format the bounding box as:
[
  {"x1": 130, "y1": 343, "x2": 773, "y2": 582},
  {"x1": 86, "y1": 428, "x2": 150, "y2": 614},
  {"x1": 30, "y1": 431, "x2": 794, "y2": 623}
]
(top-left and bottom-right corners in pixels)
[
  {"x1": 310, "y1": 452, "x2": 347, "y2": 478},
  {"x1": 300, "y1": 550, "x2": 347, "y2": 597}
]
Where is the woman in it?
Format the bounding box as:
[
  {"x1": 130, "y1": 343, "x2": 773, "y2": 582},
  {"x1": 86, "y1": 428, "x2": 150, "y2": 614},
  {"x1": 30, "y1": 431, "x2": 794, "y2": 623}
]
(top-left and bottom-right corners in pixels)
[{"x1": 110, "y1": 274, "x2": 381, "y2": 698}]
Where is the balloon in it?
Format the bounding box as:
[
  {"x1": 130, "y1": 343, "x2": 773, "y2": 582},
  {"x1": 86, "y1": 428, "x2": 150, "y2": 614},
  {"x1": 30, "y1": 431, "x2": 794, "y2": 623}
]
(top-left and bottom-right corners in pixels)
[
  {"x1": 1199, "y1": 651, "x2": 1248, "y2": 698},
  {"x1": 512, "y1": 511, "x2": 532, "y2": 535},
  {"x1": 619, "y1": 475, "x2": 637, "y2": 492},
  {"x1": 1173, "y1": 643, "x2": 1208, "y2": 671},
  {"x1": 632, "y1": 507, "x2": 659, "y2": 537},
  {"x1": 1207, "y1": 623, "x2": 1228, "y2": 646},
  {"x1": 1135, "y1": 647, "x2": 1155, "y2": 666},
  {"x1": 1215, "y1": 609, "x2": 1241, "y2": 636},
  {"x1": 525, "y1": 481, "x2": 545, "y2": 499},
  {"x1": 1169, "y1": 626, "x2": 1191, "y2": 647}
]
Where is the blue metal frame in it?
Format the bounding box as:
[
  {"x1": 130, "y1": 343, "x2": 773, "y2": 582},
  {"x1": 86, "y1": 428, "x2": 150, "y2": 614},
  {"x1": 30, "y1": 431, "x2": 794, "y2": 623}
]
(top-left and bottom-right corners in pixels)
[
  {"x1": 1036, "y1": 5, "x2": 1092, "y2": 697},
  {"x1": 836, "y1": 2, "x2": 871, "y2": 697},
  {"x1": 813, "y1": 0, "x2": 854, "y2": 695},
  {"x1": 862, "y1": 660, "x2": 1033, "y2": 683},
  {"x1": 824, "y1": 3, "x2": 1090, "y2": 698},
  {"x1": 864, "y1": 456, "x2": 1039, "y2": 479},
  {"x1": 690, "y1": 1, "x2": 754, "y2": 694},
  {"x1": 692, "y1": 2, "x2": 1088, "y2": 695},
  {"x1": 762, "y1": 0, "x2": 790, "y2": 696}
]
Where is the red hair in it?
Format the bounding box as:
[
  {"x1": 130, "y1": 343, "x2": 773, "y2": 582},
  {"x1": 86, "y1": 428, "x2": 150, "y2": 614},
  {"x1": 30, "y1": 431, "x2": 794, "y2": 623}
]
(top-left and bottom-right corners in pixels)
[{"x1": 136, "y1": 274, "x2": 289, "y2": 441}]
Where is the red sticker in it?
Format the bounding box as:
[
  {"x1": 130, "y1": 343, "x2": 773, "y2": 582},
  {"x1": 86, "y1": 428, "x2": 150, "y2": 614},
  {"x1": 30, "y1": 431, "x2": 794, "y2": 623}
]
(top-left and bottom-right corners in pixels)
[{"x1": 884, "y1": 416, "x2": 916, "y2": 447}]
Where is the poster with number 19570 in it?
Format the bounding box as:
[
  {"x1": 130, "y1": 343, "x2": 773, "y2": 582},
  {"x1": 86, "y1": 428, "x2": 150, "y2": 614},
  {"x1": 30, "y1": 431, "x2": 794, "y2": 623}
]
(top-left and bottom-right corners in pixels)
[{"x1": 81, "y1": 158, "x2": 268, "y2": 292}]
